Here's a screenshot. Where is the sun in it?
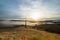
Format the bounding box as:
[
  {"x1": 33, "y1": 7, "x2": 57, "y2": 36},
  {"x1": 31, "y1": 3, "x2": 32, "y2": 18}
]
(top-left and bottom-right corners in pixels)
[
  {"x1": 30, "y1": 13, "x2": 43, "y2": 21},
  {"x1": 31, "y1": 13, "x2": 40, "y2": 20},
  {"x1": 26, "y1": 11, "x2": 44, "y2": 21}
]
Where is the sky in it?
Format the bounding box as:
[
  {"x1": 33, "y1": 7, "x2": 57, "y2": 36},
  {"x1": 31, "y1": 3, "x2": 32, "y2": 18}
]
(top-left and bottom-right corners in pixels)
[{"x1": 0, "y1": 0, "x2": 60, "y2": 20}]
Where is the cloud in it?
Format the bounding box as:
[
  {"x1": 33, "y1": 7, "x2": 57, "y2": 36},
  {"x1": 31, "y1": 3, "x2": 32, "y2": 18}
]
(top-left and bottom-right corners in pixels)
[
  {"x1": 0, "y1": 0, "x2": 60, "y2": 19},
  {"x1": 18, "y1": 0, "x2": 60, "y2": 18}
]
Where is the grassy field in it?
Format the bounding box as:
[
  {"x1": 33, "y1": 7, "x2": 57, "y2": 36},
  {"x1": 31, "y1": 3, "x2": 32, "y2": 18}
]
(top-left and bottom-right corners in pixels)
[{"x1": 0, "y1": 25, "x2": 60, "y2": 40}]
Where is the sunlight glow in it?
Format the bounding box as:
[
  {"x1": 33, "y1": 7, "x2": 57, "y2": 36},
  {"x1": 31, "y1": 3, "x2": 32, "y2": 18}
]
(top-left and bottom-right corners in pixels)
[
  {"x1": 29, "y1": 12, "x2": 44, "y2": 21},
  {"x1": 31, "y1": 13, "x2": 40, "y2": 20}
]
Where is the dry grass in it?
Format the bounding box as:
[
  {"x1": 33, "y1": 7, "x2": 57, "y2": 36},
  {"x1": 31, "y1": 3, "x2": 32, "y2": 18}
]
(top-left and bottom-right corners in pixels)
[{"x1": 0, "y1": 27, "x2": 60, "y2": 40}]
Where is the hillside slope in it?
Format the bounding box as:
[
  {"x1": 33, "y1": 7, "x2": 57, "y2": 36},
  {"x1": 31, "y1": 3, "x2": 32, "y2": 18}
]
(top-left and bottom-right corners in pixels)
[
  {"x1": 0, "y1": 27, "x2": 60, "y2": 40},
  {"x1": 33, "y1": 24, "x2": 60, "y2": 34}
]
